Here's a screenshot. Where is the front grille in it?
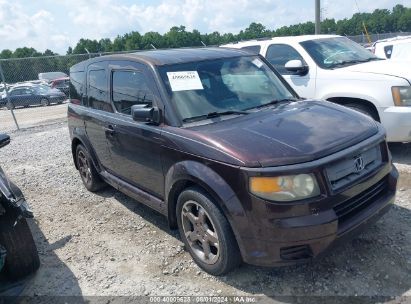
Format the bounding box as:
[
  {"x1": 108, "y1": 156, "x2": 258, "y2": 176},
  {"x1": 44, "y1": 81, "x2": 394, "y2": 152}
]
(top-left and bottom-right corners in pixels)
[
  {"x1": 333, "y1": 177, "x2": 388, "y2": 225},
  {"x1": 326, "y1": 144, "x2": 383, "y2": 191},
  {"x1": 280, "y1": 245, "x2": 313, "y2": 261}
]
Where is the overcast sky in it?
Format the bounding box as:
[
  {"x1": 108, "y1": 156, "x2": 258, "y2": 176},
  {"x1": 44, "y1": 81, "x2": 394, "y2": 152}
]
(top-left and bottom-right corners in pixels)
[{"x1": 0, "y1": 0, "x2": 410, "y2": 54}]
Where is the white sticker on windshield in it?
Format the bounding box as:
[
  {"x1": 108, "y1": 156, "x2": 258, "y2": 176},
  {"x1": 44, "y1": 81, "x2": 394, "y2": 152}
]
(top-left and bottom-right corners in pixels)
[
  {"x1": 252, "y1": 58, "x2": 263, "y2": 68},
  {"x1": 167, "y1": 71, "x2": 204, "y2": 91}
]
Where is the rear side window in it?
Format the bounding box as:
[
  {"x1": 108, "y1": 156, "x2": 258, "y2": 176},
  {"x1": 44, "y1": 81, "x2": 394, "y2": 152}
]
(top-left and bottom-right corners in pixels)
[
  {"x1": 10, "y1": 89, "x2": 21, "y2": 96},
  {"x1": 112, "y1": 70, "x2": 154, "y2": 115},
  {"x1": 241, "y1": 45, "x2": 261, "y2": 54},
  {"x1": 266, "y1": 44, "x2": 305, "y2": 74},
  {"x1": 88, "y1": 69, "x2": 112, "y2": 112},
  {"x1": 70, "y1": 71, "x2": 85, "y2": 105}
]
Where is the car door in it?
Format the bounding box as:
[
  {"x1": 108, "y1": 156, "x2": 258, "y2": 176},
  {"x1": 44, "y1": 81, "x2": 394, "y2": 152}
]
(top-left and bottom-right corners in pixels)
[
  {"x1": 106, "y1": 60, "x2": 164, "y2": 198},
  {"x1": 84, "y1": 61, "x2": 115, "y2": 171},
  {"x1": 24, "y1": 88, "x2": 39, "y2": 106},
  {"x1": 264, "y1": 43, "x2": 316, "y2": 98}
]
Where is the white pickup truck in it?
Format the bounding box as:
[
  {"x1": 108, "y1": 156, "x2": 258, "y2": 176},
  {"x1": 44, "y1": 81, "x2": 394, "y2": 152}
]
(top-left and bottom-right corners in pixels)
[{"x1": 223, "y1": 35, "x2": 411, "y2": 142}]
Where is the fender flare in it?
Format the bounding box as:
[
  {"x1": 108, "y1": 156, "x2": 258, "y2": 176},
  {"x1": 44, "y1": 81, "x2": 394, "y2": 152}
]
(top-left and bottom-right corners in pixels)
[
  {"x1": 164, "y1": 160, "x2": 249, "y2": 254},
  {"x1": 71, "y1": 129, "x2": 102, "y2": 172}
]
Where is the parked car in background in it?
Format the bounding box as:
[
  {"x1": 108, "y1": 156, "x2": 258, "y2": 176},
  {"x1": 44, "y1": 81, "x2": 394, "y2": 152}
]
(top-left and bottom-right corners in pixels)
[
  {"x1": 223, "y1": 35, "x2": 411, "y2": 142},
  {"x1": 68, "y1": 48, "x2": 397, "y2": 275},
  {"x1": 38, "y1": 72, "x2": 68, "y2": 83},
  {"x1": 371, "y1": 36, "x2": 411, "y2": 59},
  {"x1": 50, "y1": 77, "x2": 70, "y2": 96},
  {"x1": 0, "y1": 133, "x2": 40, "y2": 279},
  {"x1": 0, "y1": 85, "x2": 66, "y2": 109}
]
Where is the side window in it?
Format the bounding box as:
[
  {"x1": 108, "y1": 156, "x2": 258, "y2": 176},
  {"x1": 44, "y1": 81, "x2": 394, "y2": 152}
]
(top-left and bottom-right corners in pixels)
[
  {"x1": 10, "y1": 89, "x2": 19, "y2": 96},
  {"x1": 70, "y1": 71, "x2": 85, "y2": 105},
  {"x1": 88, "y1": 69, "x2": 112, "y2": 112},
  {"x1": 112, "y1": 70, "x2": 154, "y2": 115},
  {"x1": 241, "y1": 45, "x2": 261, "y2": 54},
  {"x1": 266, "y1": 44, "x2": 305, "y2": 74}
]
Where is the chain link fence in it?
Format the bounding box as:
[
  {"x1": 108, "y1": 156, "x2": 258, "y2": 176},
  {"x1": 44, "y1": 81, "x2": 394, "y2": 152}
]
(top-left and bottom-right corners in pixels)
[
  {"x1": 347, "y1": 31, "x2": 411, "y2": 45},
  {"x1": 0, "y1": 50, "x2": 137, "y2": 132}
]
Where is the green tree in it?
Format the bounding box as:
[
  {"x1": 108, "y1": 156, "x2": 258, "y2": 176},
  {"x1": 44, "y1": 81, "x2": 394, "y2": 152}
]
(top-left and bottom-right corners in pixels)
[{"x1": 0, "y1": 49, "x2": 13, "y2": 59}]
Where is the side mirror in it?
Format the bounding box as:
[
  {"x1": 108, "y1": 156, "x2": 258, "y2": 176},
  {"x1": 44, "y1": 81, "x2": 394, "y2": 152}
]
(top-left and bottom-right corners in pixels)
[
  {"x1": 131, "y1": 104, "x2": 161, "y2": 125},
  {"x1": 285, "y1": 60, "x2": 309, "y2": 75},
  {"x1": 0, "y1": 134, "x2": 10, "y2": 148}
]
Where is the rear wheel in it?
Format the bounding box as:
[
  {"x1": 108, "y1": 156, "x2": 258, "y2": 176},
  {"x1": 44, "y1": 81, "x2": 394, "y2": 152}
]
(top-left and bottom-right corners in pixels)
[
  {"x1": 76, "y1": 144, "x2": 106, "y2": 192},
  {"x1": 176, "y1": 187, "x2": 241, "y2": 275},
  {"x1": 345, "y1": 103, "x2": 379, "y2": 121},
  {"x1": 0, "y1": 209, "x2": 40, "y2": 280},
  {"x1": 6, "y1": 103, "x2": 14, "y2": 110},
  {"x1": 40, "y1": 98, "x2": 49, "y2": 107}
]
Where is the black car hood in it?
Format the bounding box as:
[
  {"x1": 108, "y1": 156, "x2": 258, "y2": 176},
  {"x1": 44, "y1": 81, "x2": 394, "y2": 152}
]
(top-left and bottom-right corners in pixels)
[{"x1": 168, "y1": 100, "x2": 380, "y2": 167}]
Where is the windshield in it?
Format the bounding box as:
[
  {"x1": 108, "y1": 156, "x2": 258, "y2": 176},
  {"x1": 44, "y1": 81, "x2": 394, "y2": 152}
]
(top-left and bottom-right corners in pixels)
[
  {"x1": 301, "y1": 37, "x2": 380, "y2": 69},
  {"x1": 158, "y1": 56, "x2": 296, "y2": 122}
]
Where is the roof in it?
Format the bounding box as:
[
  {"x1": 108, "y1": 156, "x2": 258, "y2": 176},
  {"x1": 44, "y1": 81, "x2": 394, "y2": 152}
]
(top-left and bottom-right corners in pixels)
[
  {"x1": 71, "y1": 47, "x2": 252, "y2": 71},
  {"x1": 222, "y1": 35, "x2": 341, "y2": 47}
]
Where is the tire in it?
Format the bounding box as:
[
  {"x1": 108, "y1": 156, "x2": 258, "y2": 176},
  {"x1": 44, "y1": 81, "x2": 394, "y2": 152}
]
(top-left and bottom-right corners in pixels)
[
  {"x1": 0, "y1": 209, "x2": 40, "y2": 280},
  {"x1": 40, "y1": 98, "x2": 49, "y2": 107},
  {"x1": 345, "y1": 103, "x2": 379, "y2": 121},
  {"x1": 176, "y1": 187, "x2": 241, "y2": 275},
  {"x1": 75, "y1": 144, "x2": 106, "y2": 192},
  {"x1": 6, "y1": 103, "x2": 14, "y2": 110}
]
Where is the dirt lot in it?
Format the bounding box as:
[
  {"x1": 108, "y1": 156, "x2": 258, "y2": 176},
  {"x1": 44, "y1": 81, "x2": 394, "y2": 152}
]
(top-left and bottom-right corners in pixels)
[{"x1": 0, "y1": 121, "x2": 410, "y2": 303}]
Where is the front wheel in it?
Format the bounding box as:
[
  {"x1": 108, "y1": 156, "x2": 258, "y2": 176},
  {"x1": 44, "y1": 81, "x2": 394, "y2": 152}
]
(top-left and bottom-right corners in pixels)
[
  {"x1": 345, "y1": 103, "x2": 379, "y2": 121},
  {"x1": 176, "y1": 187, "x2": 241, "y2": 275}
]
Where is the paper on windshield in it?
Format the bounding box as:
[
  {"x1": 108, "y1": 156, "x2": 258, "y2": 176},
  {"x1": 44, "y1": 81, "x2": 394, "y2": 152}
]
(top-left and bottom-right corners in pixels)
[
  {"x1": 252, "y1": 58, "x2": 263, "y2": 68},
  {"x1": 167, "y1": 71, "x2": 204, "y2": 91}
]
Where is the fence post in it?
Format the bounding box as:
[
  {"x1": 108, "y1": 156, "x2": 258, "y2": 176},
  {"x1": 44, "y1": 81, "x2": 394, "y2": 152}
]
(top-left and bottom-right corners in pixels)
[{"x1": 0, "y1": 62, "x2": 20, "y2": 130}]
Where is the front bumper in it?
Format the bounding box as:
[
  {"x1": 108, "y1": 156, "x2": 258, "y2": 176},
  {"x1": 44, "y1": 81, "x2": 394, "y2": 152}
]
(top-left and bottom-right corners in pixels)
[
  {"x1": 237, "y1": 165, "x2": 398, "y2": 267},
  {"x1": 380, "y1": 106, "x2": 411, "y2": 142}
]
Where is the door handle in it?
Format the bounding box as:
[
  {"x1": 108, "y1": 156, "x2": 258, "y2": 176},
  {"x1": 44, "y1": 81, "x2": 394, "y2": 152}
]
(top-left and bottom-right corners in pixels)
[{"x1": 103, "y1": 125, "x2": 115, "y2": 136}]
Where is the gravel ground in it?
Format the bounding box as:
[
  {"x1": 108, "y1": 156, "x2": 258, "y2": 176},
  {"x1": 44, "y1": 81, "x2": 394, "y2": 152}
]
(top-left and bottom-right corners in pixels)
[{"x1": 0, "y1": 121, "x2": 410, "y2": 303}]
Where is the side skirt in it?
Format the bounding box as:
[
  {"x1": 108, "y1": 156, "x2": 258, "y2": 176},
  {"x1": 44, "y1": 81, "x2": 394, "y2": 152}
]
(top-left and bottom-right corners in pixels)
[{"x1": 99, "y1": 170, "x2": 167, "y2": 216}]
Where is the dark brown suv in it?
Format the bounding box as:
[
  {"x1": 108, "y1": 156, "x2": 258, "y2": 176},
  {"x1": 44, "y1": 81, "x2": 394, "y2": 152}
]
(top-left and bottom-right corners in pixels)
[{"x1": 68, "y1": 47, "x2": 397, "y2": 275}]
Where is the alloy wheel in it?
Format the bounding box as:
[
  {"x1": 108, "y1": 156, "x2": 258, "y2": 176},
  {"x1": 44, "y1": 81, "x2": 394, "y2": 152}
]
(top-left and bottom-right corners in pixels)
[
  {"x1": 77, "y1": 150, "x2": 92, "y2": 185},
  {"x1": 181, "y1": 200, "x2": 220, "y2": 265}
]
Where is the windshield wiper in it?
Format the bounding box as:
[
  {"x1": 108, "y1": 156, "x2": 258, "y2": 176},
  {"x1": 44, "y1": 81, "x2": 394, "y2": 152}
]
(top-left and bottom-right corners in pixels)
[
  {"x1": 332, "y1": 57, "x2": 382, "y2": 68},
  {"x1": 182, "y1": 110, "x2": 249, "y2": 123},
  {"x1": 247, "y1": 98, "x2": 299, "y2": 110}
]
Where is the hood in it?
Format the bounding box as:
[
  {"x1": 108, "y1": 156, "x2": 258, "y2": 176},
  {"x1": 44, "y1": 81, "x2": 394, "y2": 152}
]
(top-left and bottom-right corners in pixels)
[
  {"x1": 166, "y1": 101, "x2": 380, "y2": 167},
  {"x1": 342, "y1": 60, "x2": 411, "y2": 83}
]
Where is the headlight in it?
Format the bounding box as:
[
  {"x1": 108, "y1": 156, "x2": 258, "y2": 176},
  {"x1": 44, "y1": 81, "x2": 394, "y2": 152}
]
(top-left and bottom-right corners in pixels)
[
  {"x1": 392, "y1": 86, "x2": 411, "y2": 106},
  {"x1": 249, "y1": 174, "x2": 320, "y2": 202}
]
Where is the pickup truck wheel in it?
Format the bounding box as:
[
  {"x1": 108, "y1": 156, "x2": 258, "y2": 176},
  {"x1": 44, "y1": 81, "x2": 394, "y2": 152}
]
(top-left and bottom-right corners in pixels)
[
  {"x1": 0, "y1": 210, "x2": 40, "y2": 280},
  {"x1": 76, "y1": 144, "x2": 106, "y2": 192},
  {"x1": 176, "y1": 187, "x2": 241, "y2": 275},
  {"x1": 345, "y1": 103, "x2": 379, "y2": 121}
]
